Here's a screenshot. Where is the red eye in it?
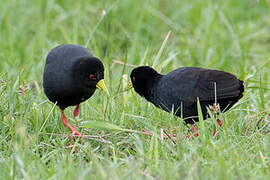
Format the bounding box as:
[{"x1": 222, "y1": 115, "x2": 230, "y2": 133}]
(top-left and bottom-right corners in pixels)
[
  {"x1": 132, "y1": 77, "x2": 136, "y2": 82},
  {"x1": 89, "y1": 74, "x2": 97, "y2": 80}
]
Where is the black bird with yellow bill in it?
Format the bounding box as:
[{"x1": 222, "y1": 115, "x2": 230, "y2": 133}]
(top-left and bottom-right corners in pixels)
[
  {"x1": 43, "y1": 44, "x2": 109, "y2": 136},
  {"x1": 130, "y1": 66, "x2": 244, "y2": 136}
]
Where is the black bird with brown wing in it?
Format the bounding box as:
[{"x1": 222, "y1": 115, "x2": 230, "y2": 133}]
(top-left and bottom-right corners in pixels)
[{"x1": 130, "y1": 66, "x2": 244, "y2": 136}]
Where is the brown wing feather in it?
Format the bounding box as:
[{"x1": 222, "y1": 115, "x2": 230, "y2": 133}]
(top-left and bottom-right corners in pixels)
[{"x1": 193, "y1": 69, "x2": 244, "y2": 101}]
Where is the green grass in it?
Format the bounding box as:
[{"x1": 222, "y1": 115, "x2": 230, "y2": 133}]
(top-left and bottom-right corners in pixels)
[{"x1": 0, "y1": 0, "x2": 270, "y2": 179}]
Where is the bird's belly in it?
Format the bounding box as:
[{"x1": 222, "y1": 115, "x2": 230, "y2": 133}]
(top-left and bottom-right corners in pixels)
[
  {"x1": 154, "y1": 97, "x2": 235, "y2": 124},
  {"x1": 150, "y1": 93, "x2": 210, "y2": 123},
  {"x1": 44, "y1": 84, "x2": 95, "y2": 109},
  {"x1": 57, "y1": 89, "x2": 95, "y2": 109}
]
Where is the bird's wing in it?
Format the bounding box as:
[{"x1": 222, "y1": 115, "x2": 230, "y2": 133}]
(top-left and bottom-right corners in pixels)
[{"x1": 192, "y1": 68, "x2": 243, "y2": 102}]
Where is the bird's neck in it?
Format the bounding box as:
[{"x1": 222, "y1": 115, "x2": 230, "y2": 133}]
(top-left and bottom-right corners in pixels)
[{"x1": 144, "y1": 75, "x2": 162, "y2": 102}]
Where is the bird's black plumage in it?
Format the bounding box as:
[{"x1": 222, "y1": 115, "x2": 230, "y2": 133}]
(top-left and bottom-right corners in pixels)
[
  {"x1": 43, "y1": 44, "x2": 108, "y2": 135},
  {"x1": 130, "y1": 66, "x2": 244, "y2": 124},
  {"x1": 43, "y1": 44, "x2": 105, "y2": 110}
]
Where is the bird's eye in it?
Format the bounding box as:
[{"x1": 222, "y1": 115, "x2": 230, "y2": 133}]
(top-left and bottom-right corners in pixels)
[
  {"x1": 132, "y1": 77, "x2": 136, "y2": 82},
  {"x1": 89, "y1": 74, "x2": 97, "y2": 80}
]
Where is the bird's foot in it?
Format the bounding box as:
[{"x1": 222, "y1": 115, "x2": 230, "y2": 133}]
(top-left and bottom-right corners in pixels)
[
  {"x1": 61, "y1": 110, "x2": 83, "y2": 136},
  {"x1": 72, "y1": 130, "x2": 82, "y2": 136},
  {"x1": 67, "y1": 125, "x2": 82, "y2": 136},
  {"x1": 191, "y1": 124, "x2": 199, "y2": 137},
  {"x1": 142, "y1": 129, "x2": 177, "y2": 138},
  {"x1": 185, "y1": 134, "x2": 192, "y2": 138},
  {"x1": 186, "y1": 119, "x2": 222, "y2": 138},
  {"x1": 142, "y1": 129, "x2": 153, "y2": 135},
  {"x1": 185, "y1": 124, "x2": 199, "y2": 138}
]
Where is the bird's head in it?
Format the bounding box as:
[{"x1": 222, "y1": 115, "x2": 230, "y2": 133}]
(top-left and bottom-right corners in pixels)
[
  {"x1": 73, "y1": 57, "x2": 109, "y2": 96},
  {"x1": 130, "y1": 66, "x2": 161, "y2": 98}
]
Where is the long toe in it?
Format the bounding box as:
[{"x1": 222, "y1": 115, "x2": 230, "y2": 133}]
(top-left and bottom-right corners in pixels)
[
  {"x1": 72, "y1": 130, "x2": 81, "y2": 136},
  {"x1": 142, "y1": 129, "x2": 152, "y2": 135},
  {"x1": 67, "y1": 125, "x2": 82, "y2": 136},
  {"x1": 185, "y1": 134, "x2": 192, "y2": 138},
  {"x1": 191, "y1": 124, "x2": 199, "y2": 137}
]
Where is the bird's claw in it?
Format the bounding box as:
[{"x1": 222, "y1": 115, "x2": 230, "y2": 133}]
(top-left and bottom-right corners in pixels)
[
  {"x1": 68, "y1": 125, "x2": 82, "y2": 136},
  {"x1": 72, "y1": 130, "x2": 82, "y2": 136}
]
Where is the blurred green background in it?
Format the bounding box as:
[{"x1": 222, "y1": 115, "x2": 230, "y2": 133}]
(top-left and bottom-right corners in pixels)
[{"x1": 0, "y1": 0, "x2": 269, "y2": 179}]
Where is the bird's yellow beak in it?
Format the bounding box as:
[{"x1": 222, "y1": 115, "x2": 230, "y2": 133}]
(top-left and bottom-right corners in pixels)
[
  {"x1": 127, "y1": 82, "x2": 133, "y2": 90},
  {"x1": 96, "y1": 79, "x2": 109, "y2": 96}
]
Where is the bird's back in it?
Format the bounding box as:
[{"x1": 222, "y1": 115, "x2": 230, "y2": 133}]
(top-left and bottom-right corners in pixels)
[{"x1": 45, "y1": 44, "x2": 92, "y2": 65}]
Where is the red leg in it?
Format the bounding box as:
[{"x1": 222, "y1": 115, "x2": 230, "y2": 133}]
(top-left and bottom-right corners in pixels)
[
  {"x1": 191, "y1": 124, "x2": 199, "y2": 137},
  {"x1": 213, "y1": 119, "x2": 222, "y2": 137},
  {"x1": 73, "y1": 104, "x2": 80, "y2": 118},
  {"x1": 61, "y1": 110, "x2": 81, "y2": 136},
  {"x1": 213, "y1": 127, "x2": 217, "y2": 136},
  {"x1": 61, "y1": 110, "x2": 68, "y2": 127},
  {"x1": 217, "y1": 119, "x2": 222, "y2": 127},
  {"x1": 142, "y1": 129, "x2": 152, "y2": 135}
]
